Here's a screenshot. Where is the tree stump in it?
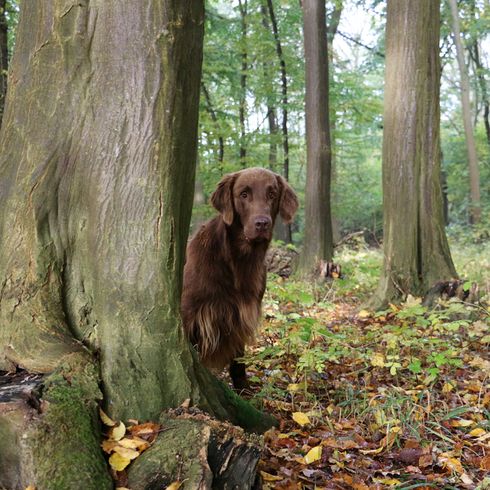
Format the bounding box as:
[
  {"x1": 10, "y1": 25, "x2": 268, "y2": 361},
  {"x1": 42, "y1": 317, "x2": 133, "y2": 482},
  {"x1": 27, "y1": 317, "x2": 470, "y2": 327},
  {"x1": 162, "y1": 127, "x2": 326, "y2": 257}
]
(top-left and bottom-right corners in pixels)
[{"x1": 127, "y1": 409, "x2": 263, "y2": 490}]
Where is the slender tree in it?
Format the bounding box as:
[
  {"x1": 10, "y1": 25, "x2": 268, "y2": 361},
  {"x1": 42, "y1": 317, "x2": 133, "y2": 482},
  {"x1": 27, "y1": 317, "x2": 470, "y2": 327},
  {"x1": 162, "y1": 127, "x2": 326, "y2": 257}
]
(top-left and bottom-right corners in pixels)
[
  {"x1": 0, "y1": 0, "x2": 8, "y2": 120},
  {"x1": 371, "y1": 0, "x2": 457, "y2": 307},
  {"x1": 0, "y1": 1, "x2": 270, "y2": 487},
  {"x1": 299, "y1": 0, "x2": 334, "y2": 271},
  {"x1": 238, "y1": 0, "x2": 248, "y2": 167},
  {"x1": 447, "y1": 0, "x2": 481, "y2": 224},
  {"x1": 264, "y1": 0, "x2": 293, "y2": 243}
]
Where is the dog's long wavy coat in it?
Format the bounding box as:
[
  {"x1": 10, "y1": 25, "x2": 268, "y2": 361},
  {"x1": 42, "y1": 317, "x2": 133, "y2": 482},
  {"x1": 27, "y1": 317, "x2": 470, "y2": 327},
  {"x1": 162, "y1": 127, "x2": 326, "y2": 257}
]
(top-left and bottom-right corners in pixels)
[{"x1": 181, "y1": 168, "x2": 298, "y2": 387}]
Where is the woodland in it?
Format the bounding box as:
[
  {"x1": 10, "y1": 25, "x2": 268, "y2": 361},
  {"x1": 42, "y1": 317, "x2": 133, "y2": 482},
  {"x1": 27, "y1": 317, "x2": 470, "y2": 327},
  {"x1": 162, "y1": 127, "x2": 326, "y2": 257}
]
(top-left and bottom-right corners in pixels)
[{"x1": 0, "y1": 0, "x2": 489, "y2": 489}]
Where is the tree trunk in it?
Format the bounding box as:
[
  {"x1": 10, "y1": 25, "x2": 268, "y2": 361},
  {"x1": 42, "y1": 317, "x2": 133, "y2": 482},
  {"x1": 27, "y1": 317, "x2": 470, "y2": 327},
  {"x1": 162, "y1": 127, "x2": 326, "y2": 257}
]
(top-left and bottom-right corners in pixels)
[
  {"x1": 264, "y1": 0, "x2": 293, "y2": 244},
  {"x1": 0, "y1": 0, "x2": 7, "y2": 122},
  {"x1": 201, "y1": 81, "x2": 225, "y2": 166},
  {"x1": 0, "y1": 1, "x2": 272, "y2": 487},
  {"x1": 469, "y1": 34, "x2": 490, "y2": 147},
  {"x1": 370, "y1": 0, "x2": 457, "y2": 308},
  {"x1": 299, "y1": 0, "x2": 334, "y2": 272},
  {"x1": 447, "y1": 0, "x2": 481, "y2": 224},
  {"x1": 238, "y1": 0, "x2": 248, "y2": 167}
]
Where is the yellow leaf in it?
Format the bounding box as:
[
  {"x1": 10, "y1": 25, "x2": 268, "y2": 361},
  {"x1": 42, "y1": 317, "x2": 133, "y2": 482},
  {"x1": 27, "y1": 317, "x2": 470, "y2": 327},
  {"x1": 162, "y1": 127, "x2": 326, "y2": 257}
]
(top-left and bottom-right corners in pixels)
[
  {"x1": 109, "y1": 422, "x2": 126, "y2": 441},
  {"x1": 287, "y1": 383, "x2": 301, "y2": 392},
  {"x1": 118, "y1": 437, "x2": 150, "y2": 451},
  {"x1": 439, "y1": 455, "x2": 464, "y2": 474},
  {"x1": 165, "y1": 482, "x2": 183, "y2": 490},
  {"x1": 113, "y1": 445, "x2": 140, "y2": 460},
  {"x1": 292, "y1": 411, "x2": 310, "y2": 427},
  {"x1": 373, "y1": 478, "x2": 401, "y2": 485},
  {"x1": 442, "y1": 382, "x2": 455, "y2": 393},
  {"x1": 109, "y1": 452, "x2": 131, "y2": 472},
  {"x1": 304, "y1": 445, "x2": 322, "y2": 464},
  {"x1": 360, "y1": 446, "x2": 384, "y2": 455},
  {"x1": 25, "y1": 486, "x2": 36, "y2": 490},
  {"x1": 358, "y1": 309, "x2": 371, "y2": 318},
  {"x1": 371, "y1": 353, "x2": 385, "y2": 367},
  {"x1": 469, "y1": 428, "x2": 486, "y2": 437},
  {"x1": 450, "y1": 419, "x2": 475, "y2": 428},
  {"x1": 260, "y1": 471, "x2": 283, "y2": 482},
  {"x1": 99, "y1": 408, "x2": 116, "y2": 427}
]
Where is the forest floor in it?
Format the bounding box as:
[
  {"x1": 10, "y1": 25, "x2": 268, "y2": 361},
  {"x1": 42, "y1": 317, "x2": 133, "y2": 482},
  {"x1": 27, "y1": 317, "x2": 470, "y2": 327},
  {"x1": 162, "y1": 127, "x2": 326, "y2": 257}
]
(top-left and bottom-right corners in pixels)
[{"x1": 235, "y1": 237, "x2": 490, "y2": 490}]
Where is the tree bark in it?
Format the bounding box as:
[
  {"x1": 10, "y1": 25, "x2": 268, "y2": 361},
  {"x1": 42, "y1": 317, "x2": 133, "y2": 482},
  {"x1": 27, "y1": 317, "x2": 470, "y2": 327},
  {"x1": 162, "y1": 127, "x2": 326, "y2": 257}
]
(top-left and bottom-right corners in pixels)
[
  {"x1": 0, "y1": 0, "x2": 8, "y2": 122},
  {"x1": 238, "y1": 0, "x2": 248, "y2": 167},
  {"x1": 0, "y1": 1, "x2": 273, "y2": 487},
  {"x1": 264, "y1": 0, "x2": 293, "y2": 244},
  {"x1": 370, "y1": 0, "x2": 457, "y2": 307},
  {"x1": 201, "y1": 81, "x2": 225, "y2": 166},
  {"x1": 447, "y1": 0, "x2": 481, "y2": 224},
  {"x1": 299, "y1": 0, "x2": 334, "y2": 271}
]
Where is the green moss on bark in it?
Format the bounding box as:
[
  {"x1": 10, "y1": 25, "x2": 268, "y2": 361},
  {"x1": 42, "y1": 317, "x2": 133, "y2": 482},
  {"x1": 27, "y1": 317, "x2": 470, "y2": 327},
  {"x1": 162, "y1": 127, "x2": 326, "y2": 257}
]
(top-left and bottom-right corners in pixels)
[{"x1": 27, "y1": 361, "x2": 112, "y2": 490}]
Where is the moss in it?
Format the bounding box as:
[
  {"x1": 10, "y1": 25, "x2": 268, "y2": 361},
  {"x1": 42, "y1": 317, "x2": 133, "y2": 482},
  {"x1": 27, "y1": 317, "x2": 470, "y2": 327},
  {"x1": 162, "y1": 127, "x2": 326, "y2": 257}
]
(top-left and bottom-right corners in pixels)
[
  {"x1": 127, "y1": 418, "x2": 213, "y2": 489},
  {"x1": 27, "y1": 366, "x2": 112, "y2": 490}
]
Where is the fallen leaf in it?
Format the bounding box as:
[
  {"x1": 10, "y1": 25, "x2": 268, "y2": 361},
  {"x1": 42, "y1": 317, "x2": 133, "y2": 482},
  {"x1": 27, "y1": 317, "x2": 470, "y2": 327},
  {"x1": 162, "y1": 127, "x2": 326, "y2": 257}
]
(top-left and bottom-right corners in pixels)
[
  {"x1": 358, "y1": 309, "x2": 371, "y2": 318},
  {"x1": 438, "y1": 455, "x2": 464, "y2": 474},
  {"x1": 113, "y1": 445, "x2": 140, "y2": 460},
  {"x1": 468, "y1": 428, "x2": 486, "y2": 437},
  {"x1": 165, "y1": 482, "x2": 183, "y2": 490},
  {"x1": 118, "y1": 436, "x2": 150, "y2": 451},
  {"x1": 450, "y1": 419, "x2": 475, "y2": 428},
  {"x1": 109, "y1": 422, "x2": 126, "y2": 441},
  {"x1": 99, "y1": 408, "x2": 116, "y2": 427},
  {"x1": 260, "y1": 471, "x2": 283, "y2": 482},
  {"x1": 371, "y1": 352, "x2": 385, "y2": 367},
  {"x1": 480, "y1": 455, "x2": 490, "y2": 470},
  {"x1": 101, "y1": 440, "x2": 118, "y2": 454},
  {"x1": 292, "y1": 411, "x2": 310, "y2": 427},
  {"x1": 109, "y1": 452, "x2": 131, "y2": 472},
  {"x1": 304, "y1": 445, "x2": 322, "y2": 464}
]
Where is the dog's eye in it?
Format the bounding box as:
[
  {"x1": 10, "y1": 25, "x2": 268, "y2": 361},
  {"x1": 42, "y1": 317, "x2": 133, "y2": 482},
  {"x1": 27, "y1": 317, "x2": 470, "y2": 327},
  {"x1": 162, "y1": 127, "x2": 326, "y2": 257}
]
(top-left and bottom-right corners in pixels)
[
  {"x1": 268, "y1": 190, "x2": 277, "y2": 200},
  {"x1": 240, "y1": 191, "x2": 248, "y2": 199}
]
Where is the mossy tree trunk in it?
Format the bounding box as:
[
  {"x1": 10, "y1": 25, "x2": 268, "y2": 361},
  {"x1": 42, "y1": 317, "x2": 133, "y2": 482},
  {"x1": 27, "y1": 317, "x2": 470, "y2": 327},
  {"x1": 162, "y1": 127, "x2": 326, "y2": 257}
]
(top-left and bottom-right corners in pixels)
[
  {"x1": 370, "y1": 0, "x2": 457, "y2": 308},
  {"x1": 299, "y1": 0, "x2": 334, "y2": 272},
  {"x1": 0, "y1": 1, "x2": 272, "y2": 488}
]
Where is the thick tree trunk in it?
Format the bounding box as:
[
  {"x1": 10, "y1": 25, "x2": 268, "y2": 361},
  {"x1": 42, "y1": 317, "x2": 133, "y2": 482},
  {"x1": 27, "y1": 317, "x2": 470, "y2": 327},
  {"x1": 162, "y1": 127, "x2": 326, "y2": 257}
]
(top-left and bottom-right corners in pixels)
[
  {"x1": 448, "y1": 0, "x2": 481, "y2": 224},
  {"x1": 0, "y1": 1, "x2": 272, "y2": 487},
  {"x1": 370, "y1": 0, "x2": 457, "y2": 307},
  {"x1": 299, "y1": 0, "x2": 334, "y2": 271}
]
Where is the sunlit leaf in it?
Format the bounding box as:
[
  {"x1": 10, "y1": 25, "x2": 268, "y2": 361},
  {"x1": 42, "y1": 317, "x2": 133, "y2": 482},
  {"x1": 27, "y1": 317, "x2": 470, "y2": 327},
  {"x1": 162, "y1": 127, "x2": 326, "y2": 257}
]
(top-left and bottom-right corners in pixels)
[
  {"x1": 113, "y1": 445, "x2": 140, "y2": 460},
  {"x1": 304, "y1": 445, "x2": 322, "y2": 464},
  {"x1": 165, "y1": 482, "x2": 183, "y2": 490},
  {"x1": 469, "y1": 428, "x2": 486, "y2": 437},
  {"x1": 109, "y1": 452, "x2": 131, "y2": 472},
  {"x1": 450, "y1": 419, "x2": 475, "y2": 427},
  {"x1": 292, "y1": 411, "x2": 310, "y2": 426},
  {"x1": 370, "y1": 352, "x2": 385, "y2": 367},
  {"x1": 99, "y1": 408, "x2": 116, "y2": 427},
  {"x1": 109, "y1": 422, "x2": 126, "y2": 441}
]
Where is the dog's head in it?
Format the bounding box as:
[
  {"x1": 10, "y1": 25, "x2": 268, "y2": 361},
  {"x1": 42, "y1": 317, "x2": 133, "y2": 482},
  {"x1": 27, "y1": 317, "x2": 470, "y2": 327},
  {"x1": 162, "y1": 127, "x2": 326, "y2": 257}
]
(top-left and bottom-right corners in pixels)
[{"x1": 211, "y1": 168, "x2": 298, "y2": 242}]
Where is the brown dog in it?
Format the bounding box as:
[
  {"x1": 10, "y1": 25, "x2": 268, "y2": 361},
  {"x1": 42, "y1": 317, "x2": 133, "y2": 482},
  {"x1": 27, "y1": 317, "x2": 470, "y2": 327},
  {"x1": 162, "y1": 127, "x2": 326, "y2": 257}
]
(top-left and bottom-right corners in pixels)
[{"x1": 181, "y1": 168, "x2": 298, "y2": 388}]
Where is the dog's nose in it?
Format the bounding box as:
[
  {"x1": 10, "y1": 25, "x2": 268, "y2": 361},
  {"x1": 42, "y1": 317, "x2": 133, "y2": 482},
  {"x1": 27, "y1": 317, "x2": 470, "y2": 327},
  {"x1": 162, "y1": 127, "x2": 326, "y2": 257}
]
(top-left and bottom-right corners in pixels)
[{"x1": 254, "y1": 216, "x2": 271, "y2": 232}]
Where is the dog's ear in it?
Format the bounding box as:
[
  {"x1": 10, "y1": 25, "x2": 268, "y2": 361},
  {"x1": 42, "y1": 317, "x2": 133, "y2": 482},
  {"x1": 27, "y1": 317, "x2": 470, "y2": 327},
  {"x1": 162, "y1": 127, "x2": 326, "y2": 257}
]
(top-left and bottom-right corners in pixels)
[
  {"x1": 276, "y1": 175, "x2": 298, "y2": 224},
  {"x1": 211, "y1": 173, "x2": 237, "y2": 225}
]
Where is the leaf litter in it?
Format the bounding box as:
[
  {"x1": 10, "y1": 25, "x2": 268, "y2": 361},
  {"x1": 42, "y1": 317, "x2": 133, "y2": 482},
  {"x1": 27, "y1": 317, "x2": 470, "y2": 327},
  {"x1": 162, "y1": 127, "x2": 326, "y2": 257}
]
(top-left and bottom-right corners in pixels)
[{"x1": 236, "y1": 267, "x2": 490, "y2": 489}]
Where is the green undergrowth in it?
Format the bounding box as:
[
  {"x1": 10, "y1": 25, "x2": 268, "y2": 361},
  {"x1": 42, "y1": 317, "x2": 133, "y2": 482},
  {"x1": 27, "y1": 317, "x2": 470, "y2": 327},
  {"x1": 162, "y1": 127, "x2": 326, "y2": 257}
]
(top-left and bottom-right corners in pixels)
[{"x1": 242, "y1": 241, "x2": 490, "y2": 487}]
